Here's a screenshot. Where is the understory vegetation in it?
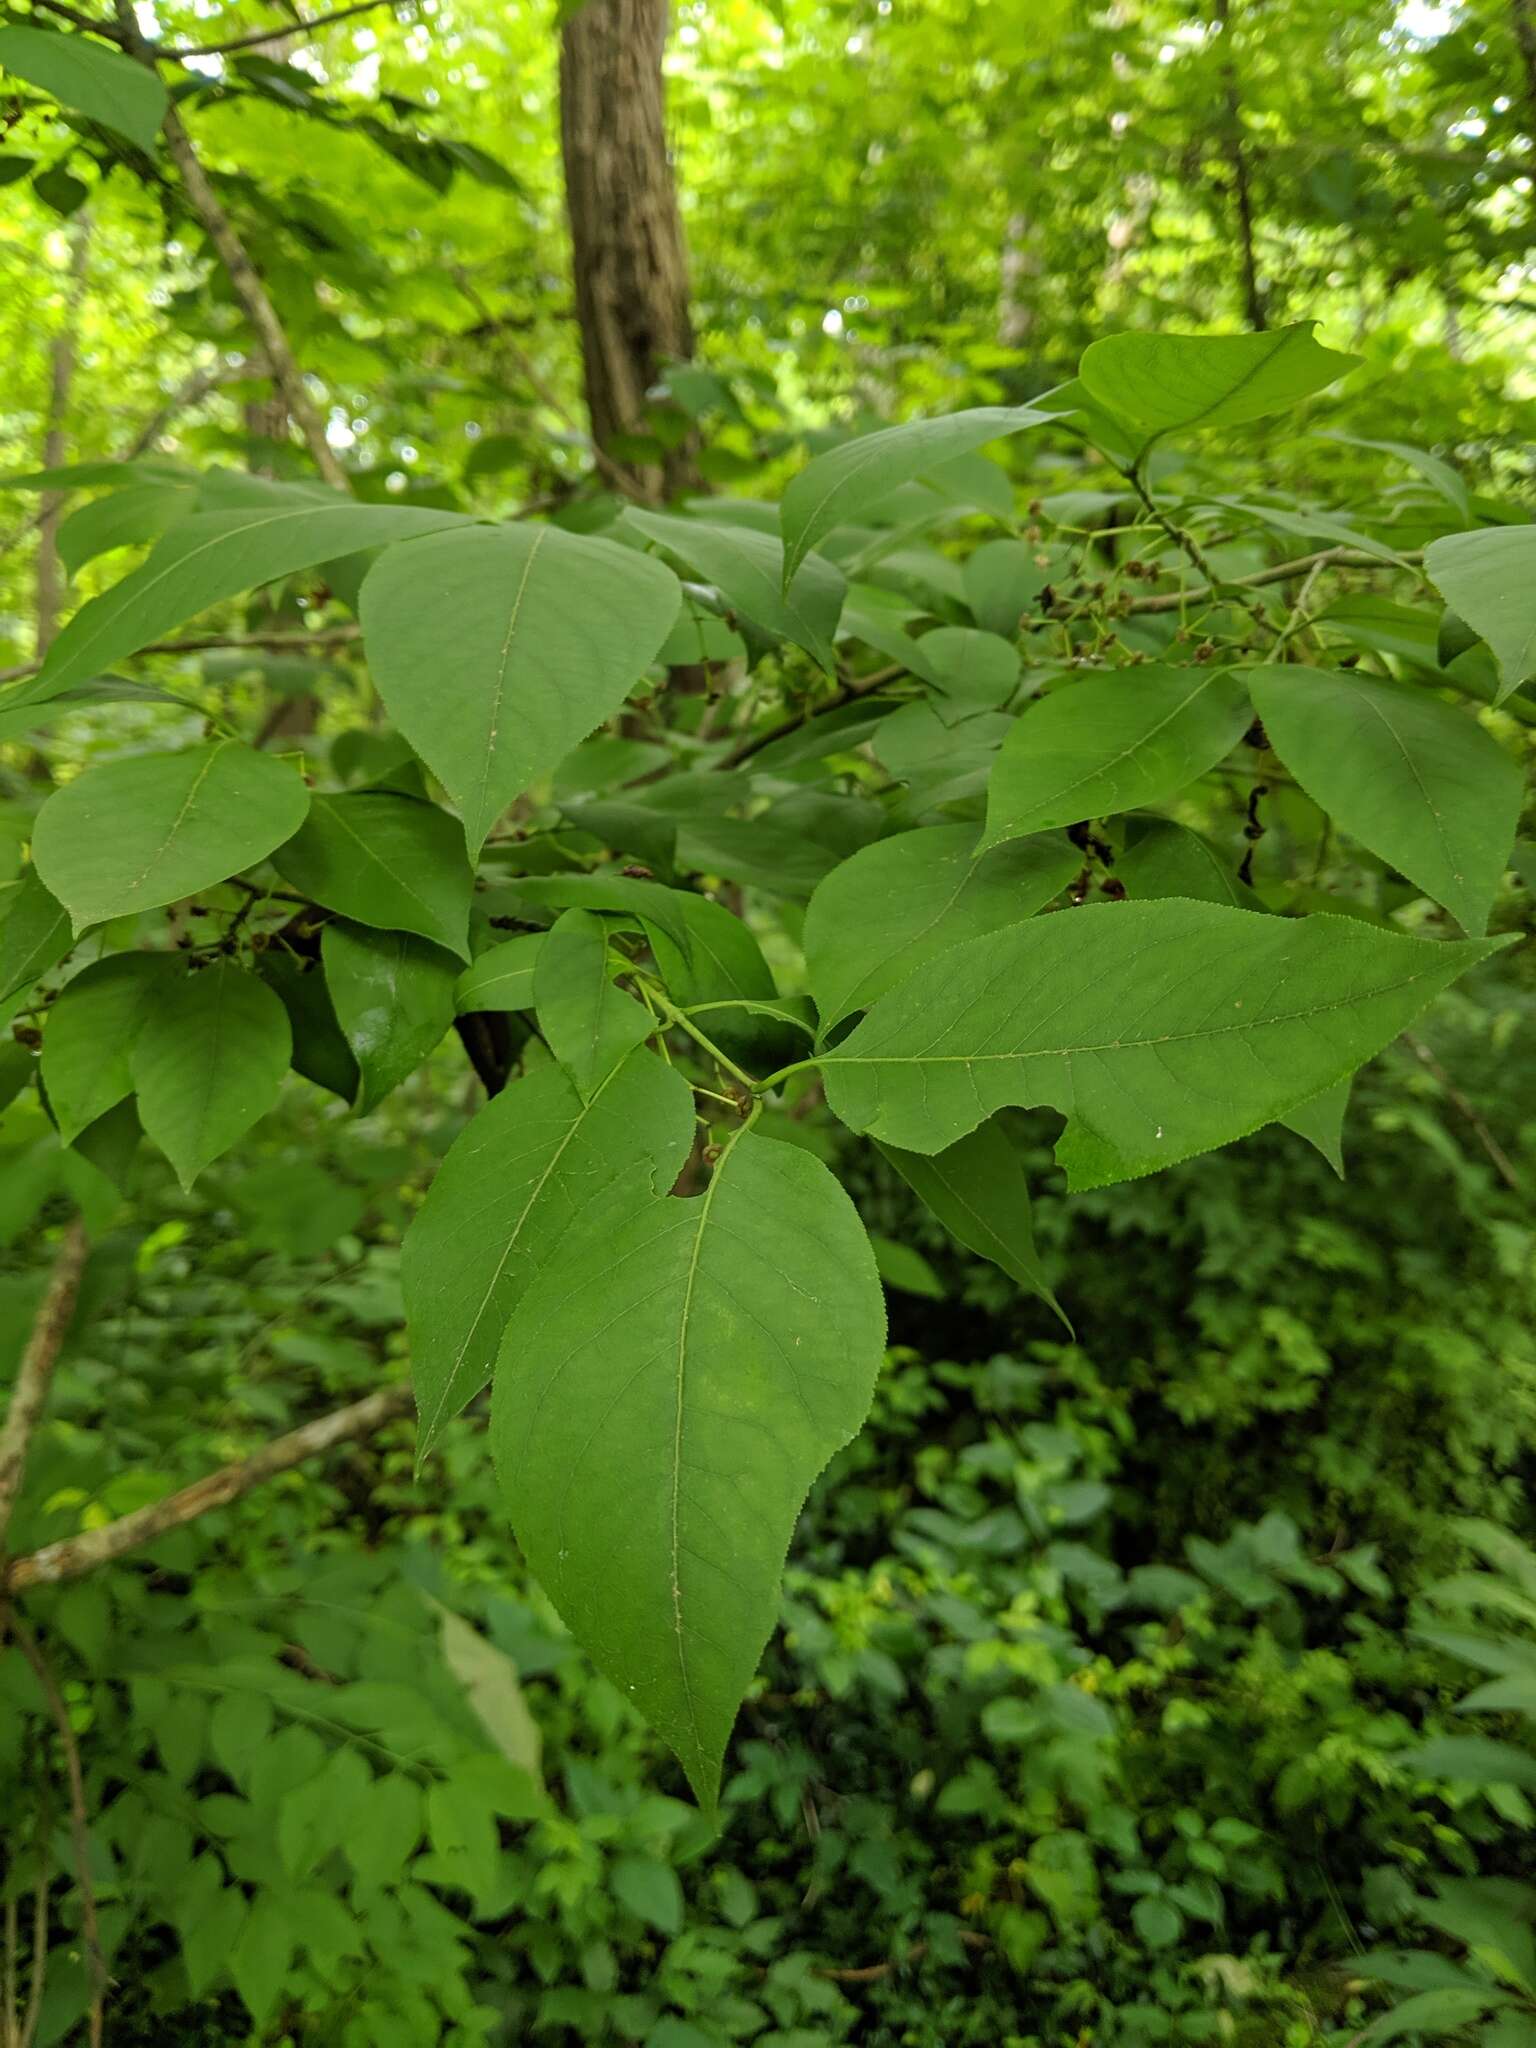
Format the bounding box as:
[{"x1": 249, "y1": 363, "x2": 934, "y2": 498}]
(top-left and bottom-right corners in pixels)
[{"x1": 2, "y1": 0, "x2": 1536, "y2": 2042}]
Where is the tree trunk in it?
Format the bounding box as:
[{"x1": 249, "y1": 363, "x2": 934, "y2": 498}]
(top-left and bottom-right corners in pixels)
[
  {"x1": 559, "y1": 0, "x2": 696, "y2": 503},
  {"x1": 1213, "y1": 0, "x2": 1266, "y2": 331},
  {"x1": 1512, "y1": 0, "x2": 1536, "y2": 139}
]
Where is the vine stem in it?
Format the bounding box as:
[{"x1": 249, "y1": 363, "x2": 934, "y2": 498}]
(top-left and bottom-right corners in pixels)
[{"x1": 643, "y1": 989, "x2": 760, "y2": 1091}]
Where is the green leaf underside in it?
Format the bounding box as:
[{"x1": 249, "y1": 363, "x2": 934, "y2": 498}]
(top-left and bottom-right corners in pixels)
[
  {"x1": 779, "y1": 406, "x2": 1051, "y2": 586},
  {"x1": 0, "y1": 24, "x2": 168, "y2": 152},
  {"x1": 405, "y1": 1049, "x2": 695, "y2": 1461},
  {"x1": 981, "y1": 667, "x2": 1252, "y2": 849},
  {"x1": 803, "y1": 825, "x2": 1080, "y2": 1031},
  {"x1": 41, "y1": 952, "x2": 176, "y2": 1142},
  {"x1": 360, "y1": 523, "x2": 680, "y2": 856},
  {"x1": 32, "y1": 741, "x2": 311, "y2": 932},
  {"x1": 454, "y1": 935, "x2": 544, "y2": 1013},
  {"x1": 877, "y1": 1121, "x2": 1068, "y2": 1328},
  {"x1": 821, "y1": 900, "x2": 1503, "y2": 1188},
  {"x1": 1248, "y1": 664, "x2": 1521, "y2": 935},
  {"x1": 130, "y1": 962, "x2": 291, "y2": 1189},
  {"x1": 272, "y1": 793, "x2": 473, "y2": 961},
  {"x1": 535, "y1": 909, "x2": 656, "y2": 1099},
  {"x1": 34, "y1": 500, "x2": 466, "y2": 697},
  {"x1": 625, "y1": 508, "x2": 844, "y2": 671},
  {"x1": 1424, "y1": 526, "x2": 1536, "y2": 701},
  {"x1": 0, "y1": 867, "x2": 73, "y2": 1005},
  {"x1": 492, "y1": 1130, "x2": 886, "y2": 1807},
  {"x1": 1078, "y1": 323, "x2": 1359, "y2": 444},
  {"x1": 321, "y1": 921, "x2": 458, "y2": 1113}
]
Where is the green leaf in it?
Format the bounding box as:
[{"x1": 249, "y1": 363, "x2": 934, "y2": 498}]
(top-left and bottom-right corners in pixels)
[
  {"x1": 321, "y1": 921, "x2": 458, "y2": 1113},
  {"x1": 1132, "y1": 1894, "x2": 1183, "y2": 1950},
  {"x1": 919, "y1": 627, "x2": 1021, "y2": 711},
  {"x1": 257, "y1": 950, "x2": 359, "y2": 1101},
  {"x1": 359, "y1": 524, "x2": 680, "y2": 856},
  {"x1": 32, "y1": 741, "x2": 310, "y2": 932},
  {"x1": 963, "y1": 537, "x2": 1052, "y2": 636},
  {"x1": 624, "y1": 508, "x2": 844, "y2": 671},
  {"x1": 534, "y1": 909, "x2": 655, "y2": 1099},
  {"x1": 0, "y1": 24, "x2": 168, "y2": 152},
  {"x1": 821, "y1": 901, "x2": 1504, "y2": 1187},
  {"x1": 0, "y1": 866, "x2": 72, "y2": 1005},
  {"x1": 455, "y1": 935, "x2": 544, "y2": 1013},
  {"x1": 1425, "y1": 527, "x2": 1536, "y2": 702},
  {"x1": 876, "y1": 1120, "x2": 1067, "y2": 1328},
  {"x1": 1321, "y1": 432, "x2": 1471, "y2": 524},
  {"x1": 230, "y1": 1893, "x2": 295, "y2": 2027},
  {"x1": 1248, "y1": 664, "x2": 1520, "y2": 935},
  {"x1": 130, "y1": 962, "x2": 291, "y2": 1188},
  {"x1": 803, "y1": 825, "x2": 1079, "y2": 1031},
  {"x1": 1116, "y1": 819, "x2": 1254, "y2": 908},
  {"x1": 181, "y1": 1881, "x2": 246, "y2": 2000},
  {"x1": 272, "y1": 792, "x2": 473, "y2": 961},
  {"x1": 980, "y1": 667, "x2": 1251, "y2": 850},
  {"x1": 405, "y1": 1049, "x2": 695, "y2": 1459},
  {"x1": 1398, "y1": 1735, "x2": 1536, "y2": 1791},
  {"x1": 492, "y1": 1131, "x2": 886, "y2": 1806},
  {"x1": 57, "y1": 482, "x2": 193, "y2": 578},
  {"x1": 345, "y1": 1774, "x2": 421, "y2": 1885},
  {"x1": 33, "y1": 498, "x2": 465, "y2": 697},
  {"x1": 1280, "y1": 1078, "x2": 1350, "y2": 1177},
  {"x1": 610, "y1": 1854, "x2": 685, "y2": 1935},
  {"x1": 435, "y1": 1604, "x2": 544, "y2": 1787},
  {"x1": 780, "y1": 406, "x2": 1050, "y2": 586},
  {"x1": 1078, "y1": 323, "x2": 1359, "y2": 449},
  {"x1": 867, "y1": 1232, "x2": 946, "y2": 1297},
  {"x1": 40, "y1": 952, "x2": 174, "y2": 1142},
  {"x1": 1358, "y1": 1989, "x2": 1506, "y2": 2044},
  {"x1": 485, "y1": 874, "x2": 698, "y2": 972}
]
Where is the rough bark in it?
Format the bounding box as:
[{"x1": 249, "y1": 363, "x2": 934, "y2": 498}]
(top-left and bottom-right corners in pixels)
[
  {"x1": 0, "y1": 1222, "x2": 89, "y2": 1555},
  {"x1": 559, "y1": 0, "x2": 696, "y2": 501}
]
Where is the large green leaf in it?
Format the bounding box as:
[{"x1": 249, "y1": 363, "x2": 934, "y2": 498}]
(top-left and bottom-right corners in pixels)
[
  {"x1": 876, "y1": 1120, "x2": 1066, "y2": 1327},
  {"x1": 0, "y1": 25, "x2": 168, "y2": 152},
  {"x1": 980, "y1": 667, "x2": 1251, "y2": 850},
  {"x1": 534, "y1": 909, "x2": 655, "y2": 1099},
  {"x1": 803, "y1": 824, "x2": 1079, "y2": 1031},
  {"x1": 491, "y1": 1129, "x2": 886, "y2": 1807},
  {"x1": 821, "y1": 901, "x2": 1503, "y2": 1187},
  {"x1": 405, "y1": 1048, "x2": 694, "y2": 1460},
  {"x1": 0, "y1": 867, "x2": 73, "y2": 1006},
  {"x1": 32, "y1": 741, "x2": 311, "y2": 931},
  {"x1": 1425, "y1": 527, "x2": 1536, "y2": 702},
  {"x1": 359, "y1": 524, "x2": 680, "y2": 856},
  {"x1": 321, "y1": 921, "x2": 458, "y2": 1113},
  {"x1": 130, "y1": 962, "x2": 291, "y2": 1188},
  {"x1": 40, "y1": 952, "x2": 175, "y2": 1143},
  {"x1": 919, "y1": 627, "x2": 1021, "y2": 711},
  {"x1": 780, "y1": 406, "x2": 1050, "y2": 586},
  {"x1": 272, "y1": 793, "x2": 473, "y2": 961},
  {"x1": 624, "y1": 509, "x2": 844, "y2": 671},
  {"x1": 58, "y1": 482, "x2": 194, "y2": 577},
  {"x1": 33, "y1": 500, "x2": 464, "y2": 696},
  {"x1": 1078, "y1": 323, "x2": 1358, "y2": 450},
  {"x1": 1248, "y1": 664, "x2": 1521, "y2": 935},
  {"x1": 454, "y1": 935, "x2": 544, "y2": 1013}
]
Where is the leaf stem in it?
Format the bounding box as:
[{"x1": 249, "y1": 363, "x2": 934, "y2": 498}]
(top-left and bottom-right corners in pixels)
[{"x1": 643, "y1": 988, "x2": 759, "y2": 1090}]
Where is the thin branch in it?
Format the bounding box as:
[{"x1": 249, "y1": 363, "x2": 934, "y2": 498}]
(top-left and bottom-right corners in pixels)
[
  {"x1": 172, "y1": 0, "x2": 413, "y2": 58},
  {"x1": 4, "y1": 1383, "x2": 414, "y2": 1591},
  {"x1": 17, "y1": 1805, "x2": 49, "y2": 2048},
  {"x1": 0, "y1": 1221, "x2": 89, "y2": 1556},
  {"x1": 24, "y1": 0, "x2": 125, "y2": 39},
  {"x1": 1403, "y1": 1031, "x2": 1524, "y2": 1193},
  {"x1": 7, "y1": 1621, "x2": 105, "y2": 2048},
  {"x1": 723, "y1": 664, "x2": 903, "y2": 768},
  {"x1": 111, "y1": 0, "x2": 349, "y2": 491},
  {"x1": 1120, "y1": 544, "x2": 1425, "y2": 616},
  {"x1": 0, "y1": 625, "x2": 359, "y2": 689}
]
